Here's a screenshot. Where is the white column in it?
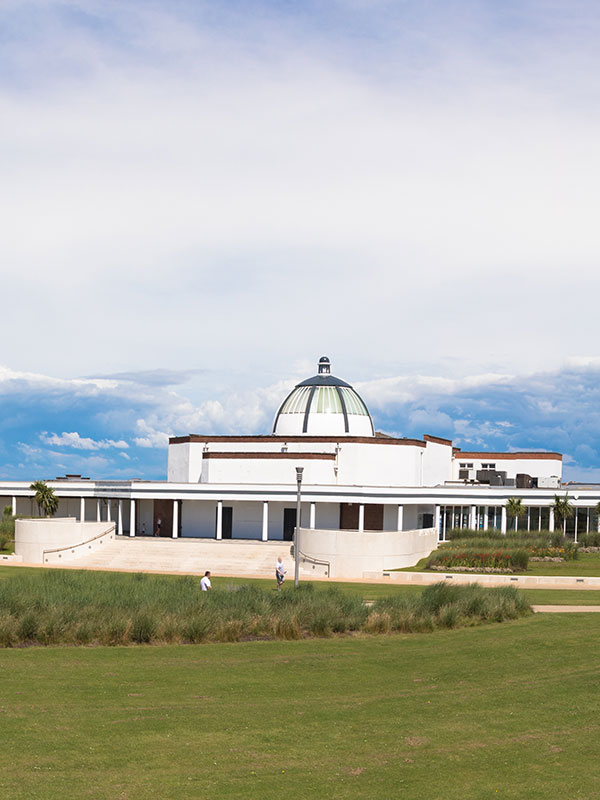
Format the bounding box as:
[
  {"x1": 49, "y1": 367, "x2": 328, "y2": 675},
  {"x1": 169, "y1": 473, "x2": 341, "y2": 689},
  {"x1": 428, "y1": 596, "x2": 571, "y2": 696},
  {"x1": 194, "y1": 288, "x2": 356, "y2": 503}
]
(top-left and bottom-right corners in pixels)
[
  {"x1": 574, "y1": 508, "x2": 578, "y2": 543},
  {"x1": 172, "y1": 499, "x2": 179, "y2": 539},
  {"x1": 434, "y1": 505, "x2": 441, "y2": 539},
  {"x1": 118, "y1": 499, "x2": 123, "y2": 536},
  {"x1": 309, "y1": 502, "x2": 316, "y2": 529},
  {"x1": 262, "y1": 501, "x2": 269, "y2": 541},
  {"x1": 106, "y1": 500, "x2": 111, "y2": 522},
  {"x1": 587, "y1": 508, "x2": 590, "y2": 534},
  {"x1": 549, "y1": 506, "x2": 555, "y2": 532},
  {"x1": 527, "y1": 508, "x2": 531, "y2": 531},
  {"x1": 130, "y1": 499, "x2": 136, "y2": 537},
  {"x1": 96, "y1": 499, "x2": 101, "y2": 522},
  {"x1": 80, "y1": 497, "x2": 85, "y2": 522},
  {"x1": 484, "y1": 506, "x2": 489, "y2": 531},
  {"x1": 397, "y1": 504, "x2": 404, "y2": 531},
  {"x1": 358, "y1": 504, "x2": 365, "y2": 532},
  {"x1": 501, "y1": 506, "x2": 507, "y2": 535},
  {"x1": 216, "y1": 500, "x2": 223, "y2": 540},
  {"x1": 11, "y1": 496, "x2": 16, "y2": 516},
  {"x1": 442, "y1": 506, "x2": 447, "y2": 541},
  {"x1": 470, "y1": 505, "x2": 477, "y2": 530}
]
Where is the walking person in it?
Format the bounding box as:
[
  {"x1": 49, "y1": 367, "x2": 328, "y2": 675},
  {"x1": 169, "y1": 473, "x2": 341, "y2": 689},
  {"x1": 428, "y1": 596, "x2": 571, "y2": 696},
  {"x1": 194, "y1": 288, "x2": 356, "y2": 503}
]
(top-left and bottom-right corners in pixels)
[
  {"x1": 275, "y1": 556, "x2": 286, "y2": 591},
  {"x1": 155, "y1": 516, "x2": 162, "y2": 537},
  {"x1": 200, "y1": 570, "x2": 212, "y2": 591}
]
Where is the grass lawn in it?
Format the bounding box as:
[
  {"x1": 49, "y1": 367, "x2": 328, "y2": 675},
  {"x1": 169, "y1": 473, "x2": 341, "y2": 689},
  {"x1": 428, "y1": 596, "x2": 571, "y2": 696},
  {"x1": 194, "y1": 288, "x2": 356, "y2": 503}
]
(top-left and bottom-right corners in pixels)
[
  {"x1": 1, "y1": 614, "x2": 599, "y2": 799},
  {"x1": 525, "y1": 552, "x2": 600, "y2": 576}
]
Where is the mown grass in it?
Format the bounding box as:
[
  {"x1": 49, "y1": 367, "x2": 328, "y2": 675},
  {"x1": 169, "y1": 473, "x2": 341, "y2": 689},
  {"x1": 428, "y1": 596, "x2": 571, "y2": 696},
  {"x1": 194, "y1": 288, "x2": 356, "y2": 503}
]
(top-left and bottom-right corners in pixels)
[
  {"x1": 0, "y1": 568, "x2": 531, "y2": 646},
  {"x1": 1, "y1": 614, "x2": 599, "y2": 799}
]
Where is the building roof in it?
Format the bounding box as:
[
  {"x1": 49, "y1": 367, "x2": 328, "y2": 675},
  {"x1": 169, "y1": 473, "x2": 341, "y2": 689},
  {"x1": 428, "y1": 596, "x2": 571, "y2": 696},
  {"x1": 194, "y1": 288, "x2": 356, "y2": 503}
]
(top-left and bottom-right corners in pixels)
[{"x1": 272, "y1": 356, "x2": 375, "y2": 437}]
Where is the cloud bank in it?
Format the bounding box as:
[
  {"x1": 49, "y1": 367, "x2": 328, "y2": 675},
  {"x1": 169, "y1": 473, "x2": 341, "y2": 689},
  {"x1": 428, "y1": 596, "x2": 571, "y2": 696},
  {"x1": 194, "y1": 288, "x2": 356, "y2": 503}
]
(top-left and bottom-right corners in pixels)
[
  {"x1": 2, "y1": 358, "x2": 600, "y2": 482},
  {"x1": 1, "y1": 1, "x2": 599, "y2": 382}
]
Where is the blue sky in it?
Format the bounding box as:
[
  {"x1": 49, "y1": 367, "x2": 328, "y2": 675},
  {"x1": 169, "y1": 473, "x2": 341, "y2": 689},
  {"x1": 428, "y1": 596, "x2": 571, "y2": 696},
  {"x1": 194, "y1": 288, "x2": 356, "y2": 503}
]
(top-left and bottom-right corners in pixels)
[{"x1": 1, "y1": 1, "x2": 600, "y2": 482}]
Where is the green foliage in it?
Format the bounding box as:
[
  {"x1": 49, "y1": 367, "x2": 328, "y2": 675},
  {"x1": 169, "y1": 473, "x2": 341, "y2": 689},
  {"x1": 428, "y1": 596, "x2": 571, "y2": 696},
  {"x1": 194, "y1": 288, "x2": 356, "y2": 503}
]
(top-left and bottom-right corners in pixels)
[
  {"x1": 440, "y1": 529, "x2": 579, "y2": 569},
  {"x1": 506, "y1": 497, "x2": 526, "y2": 530},
  {"x1": 552, "y1": 494, "x2": 574, "y2": 530},
  {"x1": 29, "y1": 480, "x2": 59, "y2": 517},
  {"x1": 371, "y1": 583, "x2": 531, "y2": 631},
  {"x1": 578, "y1": 531, "x2": 600, "y2": 547},
  {"x1": 0, "y1": 570, "x2": 531, "y2": 647},
  {"x1": 427, "y1": 547, "x2": 529, "y2": 571}
]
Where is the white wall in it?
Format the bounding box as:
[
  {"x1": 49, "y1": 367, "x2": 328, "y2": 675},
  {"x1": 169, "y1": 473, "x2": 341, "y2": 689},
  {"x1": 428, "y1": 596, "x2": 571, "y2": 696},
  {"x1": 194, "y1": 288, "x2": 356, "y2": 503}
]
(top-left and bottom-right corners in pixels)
[
  {"x1": 168, "y1": 442, "x2": 192, "y2": 482},
  {"x1": 137, "y1": 498, "x2": 154, "y2": 536},
  {"x1": 452, "y1": 456, "x2": 563, "y2": 482},
  {"x1": 202, "y1": 457, "x2": 335, "y2": 485},
  {"x1": 181, "y1": 500, "x2": 216, "y2": 538},
  {"x1": 299, "y1": 527, "x2": 438, "y2": 578},
  {"x1": 336, "y1": 443, "x2": 422, "y2": 486},
  {"x1": 422, "y1": 440, "x2": 453, "y2": 486},
  {"x1": 15, "y1": 518, "x2": 115, "y2": 564}
]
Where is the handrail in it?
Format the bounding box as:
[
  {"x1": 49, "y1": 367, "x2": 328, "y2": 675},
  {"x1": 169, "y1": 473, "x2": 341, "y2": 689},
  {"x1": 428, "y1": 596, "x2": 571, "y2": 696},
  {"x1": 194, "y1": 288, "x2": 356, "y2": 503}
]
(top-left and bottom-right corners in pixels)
[
  {"x1": 43, "y1": 523, "x2": 116, "y2": 558},
  {"x1": 298, "y1": 548, "x2": 330, "y2": 577}
]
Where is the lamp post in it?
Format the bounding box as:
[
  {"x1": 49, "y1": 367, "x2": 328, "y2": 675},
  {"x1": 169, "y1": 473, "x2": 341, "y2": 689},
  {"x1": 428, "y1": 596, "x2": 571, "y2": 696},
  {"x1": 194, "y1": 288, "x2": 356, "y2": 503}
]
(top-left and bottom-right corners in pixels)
[{"x1": 294, "y1": 467, "x2": 303, "y2": 588}]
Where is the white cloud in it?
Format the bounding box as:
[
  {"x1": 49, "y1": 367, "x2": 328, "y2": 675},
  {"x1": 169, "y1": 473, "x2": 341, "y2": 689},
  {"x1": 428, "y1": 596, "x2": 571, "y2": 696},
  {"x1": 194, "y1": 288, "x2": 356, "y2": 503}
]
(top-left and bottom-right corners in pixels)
[
  {"x1": 40, "y1": 431, "x2": 129, "y2": 450},
  {"x1": 0, "y1": 2, "x2": 599, "y2": 378}
]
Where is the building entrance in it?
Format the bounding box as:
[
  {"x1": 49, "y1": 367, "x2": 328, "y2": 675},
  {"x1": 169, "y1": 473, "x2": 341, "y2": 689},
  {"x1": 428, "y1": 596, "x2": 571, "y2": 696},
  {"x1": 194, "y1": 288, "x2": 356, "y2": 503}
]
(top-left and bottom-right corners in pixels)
[{"x1": 283, "y1": 508, "x2": 296, "y2": 541}]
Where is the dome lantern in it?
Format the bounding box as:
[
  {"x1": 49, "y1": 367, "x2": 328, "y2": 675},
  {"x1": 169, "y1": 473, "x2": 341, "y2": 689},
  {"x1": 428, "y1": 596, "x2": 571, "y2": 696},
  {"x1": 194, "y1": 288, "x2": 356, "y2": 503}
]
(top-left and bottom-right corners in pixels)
[{"x1": 318, "y1": 356, "x2": 331, "y2": 375}]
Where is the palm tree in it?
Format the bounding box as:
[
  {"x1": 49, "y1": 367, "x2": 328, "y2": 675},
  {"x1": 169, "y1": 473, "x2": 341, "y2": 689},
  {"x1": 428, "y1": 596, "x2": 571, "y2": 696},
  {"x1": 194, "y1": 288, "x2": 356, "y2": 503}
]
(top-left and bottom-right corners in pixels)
[
  {"x1": 29, "y1": 481, "x2": 59, "y2": 518},
  {"x1": 506, "y1": 497, "x2": 526, "y2": 531},
  {"x1": 552, "y1": 494, "x2": 574, "y2": 535}
]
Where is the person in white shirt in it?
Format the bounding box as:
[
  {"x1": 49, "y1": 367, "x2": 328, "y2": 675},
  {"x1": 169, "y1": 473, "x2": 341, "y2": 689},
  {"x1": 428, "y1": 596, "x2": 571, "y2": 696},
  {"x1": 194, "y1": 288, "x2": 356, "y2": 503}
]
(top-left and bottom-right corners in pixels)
[
  {"x1": 275, "y1": 557, "x2": 286, "y2": 591},
  {"x1": 200, "y1": 571, "x2": 212, "y2": 591}
]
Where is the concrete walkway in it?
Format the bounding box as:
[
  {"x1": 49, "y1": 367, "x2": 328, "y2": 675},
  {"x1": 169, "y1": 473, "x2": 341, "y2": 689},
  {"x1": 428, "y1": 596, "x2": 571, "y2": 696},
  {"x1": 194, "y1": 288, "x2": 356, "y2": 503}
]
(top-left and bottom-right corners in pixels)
[{"x1": 532, "y1": 605, "x2": 600, "y2": 613}]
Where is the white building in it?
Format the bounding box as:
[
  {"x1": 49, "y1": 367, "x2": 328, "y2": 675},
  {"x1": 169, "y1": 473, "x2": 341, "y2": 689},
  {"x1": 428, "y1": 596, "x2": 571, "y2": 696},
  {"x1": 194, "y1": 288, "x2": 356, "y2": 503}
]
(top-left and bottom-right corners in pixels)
[{"x1": 4, "y1": 356, "x2": 599, "y2": 553}]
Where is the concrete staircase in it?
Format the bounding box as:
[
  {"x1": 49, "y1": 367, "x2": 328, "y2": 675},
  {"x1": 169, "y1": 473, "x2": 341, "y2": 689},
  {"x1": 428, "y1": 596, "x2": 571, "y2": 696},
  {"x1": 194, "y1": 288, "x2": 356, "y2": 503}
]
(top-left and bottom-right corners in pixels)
[{"x1": 67, "y1": 536, "x2": 295, "y2": 578}]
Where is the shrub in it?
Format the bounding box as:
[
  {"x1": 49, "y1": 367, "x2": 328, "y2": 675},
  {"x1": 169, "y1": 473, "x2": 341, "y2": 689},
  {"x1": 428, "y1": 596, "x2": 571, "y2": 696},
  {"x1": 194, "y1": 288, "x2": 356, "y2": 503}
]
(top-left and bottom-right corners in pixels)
[
  {"x1": 579, "y1": 531, "x2": 600, "y2": 547},
  {"x1": 426, "y1": 548, "x2": 529, "y2": 572}
]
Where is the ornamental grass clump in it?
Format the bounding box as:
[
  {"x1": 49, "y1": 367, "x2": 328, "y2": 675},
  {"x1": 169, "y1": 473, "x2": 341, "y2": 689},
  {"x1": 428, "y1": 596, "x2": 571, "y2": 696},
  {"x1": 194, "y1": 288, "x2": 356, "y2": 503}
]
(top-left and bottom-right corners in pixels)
[
  {"x1": 0, "y1": 570, "x2": 369, "y2": 647},
  {"x1": 369, "y1": 583, "x2": 531, "y2": 632}
]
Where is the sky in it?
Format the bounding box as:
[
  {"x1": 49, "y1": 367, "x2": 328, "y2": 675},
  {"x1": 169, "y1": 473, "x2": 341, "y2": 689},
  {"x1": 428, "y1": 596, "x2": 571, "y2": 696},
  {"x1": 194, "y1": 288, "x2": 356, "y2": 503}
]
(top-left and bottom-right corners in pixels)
[{"x1": 1, "y1": 0, "x2": 600, "y2": 482}]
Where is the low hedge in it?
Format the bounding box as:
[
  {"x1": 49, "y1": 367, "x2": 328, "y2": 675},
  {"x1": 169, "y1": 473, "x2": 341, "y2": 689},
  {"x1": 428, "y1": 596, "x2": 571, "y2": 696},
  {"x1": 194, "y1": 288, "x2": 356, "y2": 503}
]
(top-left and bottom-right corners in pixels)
[
  {"x1": 444, "y1": 530, "x2": 578, "y2": 561},
  {"x1": 426, "y1": 548, "x2": 529, "y2": 572}
]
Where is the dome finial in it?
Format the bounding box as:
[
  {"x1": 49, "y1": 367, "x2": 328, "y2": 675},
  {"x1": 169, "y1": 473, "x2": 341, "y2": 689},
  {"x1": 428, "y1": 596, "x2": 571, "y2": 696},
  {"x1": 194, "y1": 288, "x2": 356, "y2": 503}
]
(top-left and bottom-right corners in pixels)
[{"x1": 318, "y1": 356, "x2": 330, "y2": 375}]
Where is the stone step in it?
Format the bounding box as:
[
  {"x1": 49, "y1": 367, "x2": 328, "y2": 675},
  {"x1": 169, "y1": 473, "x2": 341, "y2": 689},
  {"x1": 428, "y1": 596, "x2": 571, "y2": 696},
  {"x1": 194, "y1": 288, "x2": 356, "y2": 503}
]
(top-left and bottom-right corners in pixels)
[{"x1": 66, "y1": 536, "x2": 296, "y2": 577}]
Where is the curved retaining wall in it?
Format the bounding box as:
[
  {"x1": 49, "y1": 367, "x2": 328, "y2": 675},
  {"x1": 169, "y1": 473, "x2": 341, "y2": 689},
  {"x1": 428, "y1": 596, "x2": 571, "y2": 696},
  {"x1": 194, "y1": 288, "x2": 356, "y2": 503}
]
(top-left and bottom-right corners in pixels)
[
  {"x1": 15, "y1": 518, "x2": 115, "y2": 564},
  {"x1": 298, "y1": 527, "x2": 438, "y2": 579}
]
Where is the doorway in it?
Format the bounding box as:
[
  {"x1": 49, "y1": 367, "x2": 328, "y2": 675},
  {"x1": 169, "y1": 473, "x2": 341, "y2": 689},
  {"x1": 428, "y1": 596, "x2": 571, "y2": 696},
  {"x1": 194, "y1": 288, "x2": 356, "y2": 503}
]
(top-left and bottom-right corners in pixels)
[
  {"x1": 283, "y1": 508, "x2": 296, "y2": 541},
  {"x1": 216, "y1": 507, "x2": 233, "y2": 539},
  {"x1": 153, "y1": 499, "x2": 172, "y2": 537}
]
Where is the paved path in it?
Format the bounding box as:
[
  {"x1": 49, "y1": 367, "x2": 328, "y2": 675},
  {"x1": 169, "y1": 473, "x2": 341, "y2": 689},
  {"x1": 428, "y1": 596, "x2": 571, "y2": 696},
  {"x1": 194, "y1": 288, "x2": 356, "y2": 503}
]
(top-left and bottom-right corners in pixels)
[{"x1": 532, "y1": 605, "x2": 600, "y2": 613}]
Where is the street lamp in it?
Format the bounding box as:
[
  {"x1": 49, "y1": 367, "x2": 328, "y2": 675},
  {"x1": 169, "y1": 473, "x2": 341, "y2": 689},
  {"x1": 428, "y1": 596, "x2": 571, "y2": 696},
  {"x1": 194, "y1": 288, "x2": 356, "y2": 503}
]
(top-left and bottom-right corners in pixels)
[{"x1": 294, "y1": 467, "x2": 304, "y2": 588}]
